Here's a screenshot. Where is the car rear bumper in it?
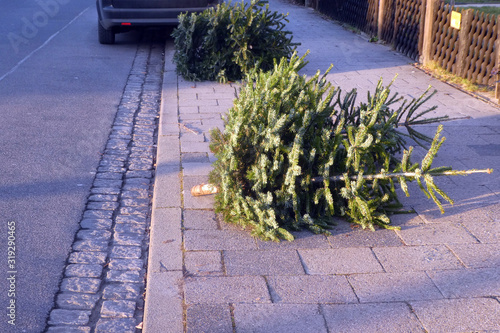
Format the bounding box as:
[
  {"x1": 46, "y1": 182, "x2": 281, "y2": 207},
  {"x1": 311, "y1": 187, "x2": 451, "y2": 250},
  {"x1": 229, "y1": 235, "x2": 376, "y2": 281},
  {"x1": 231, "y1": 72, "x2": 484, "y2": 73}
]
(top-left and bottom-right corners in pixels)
[{"x1": 100, "y1": 7, "x2": 209, "y2": 28}]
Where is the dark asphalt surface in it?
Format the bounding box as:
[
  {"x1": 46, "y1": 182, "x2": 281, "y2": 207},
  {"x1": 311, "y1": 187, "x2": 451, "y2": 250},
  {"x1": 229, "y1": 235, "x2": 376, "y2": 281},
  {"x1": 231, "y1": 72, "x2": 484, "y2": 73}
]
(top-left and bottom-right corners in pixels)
[{"x1": 0, "y1": 1, "x2": 143, "y2": 331}]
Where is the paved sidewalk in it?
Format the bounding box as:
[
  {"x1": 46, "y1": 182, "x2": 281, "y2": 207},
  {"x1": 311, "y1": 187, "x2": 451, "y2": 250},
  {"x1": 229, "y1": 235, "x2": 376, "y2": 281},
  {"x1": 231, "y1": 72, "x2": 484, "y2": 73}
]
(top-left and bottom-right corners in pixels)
[{"x1": 144, "y1": 1, "x2": 500, "y2": 332}]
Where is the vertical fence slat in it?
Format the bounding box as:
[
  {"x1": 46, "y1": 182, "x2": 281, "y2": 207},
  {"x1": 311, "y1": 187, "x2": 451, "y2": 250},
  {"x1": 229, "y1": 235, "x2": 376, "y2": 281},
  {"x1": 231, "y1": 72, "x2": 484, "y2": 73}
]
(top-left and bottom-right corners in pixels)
[
  {"x1": 422, "y1": 0, "x2": 438, "y2": 65},
  {"x1": 495, "y1": 20, "x2": 500, "y2": 99},
  {"x1": 456, "y1": 9, "x2": 474, "y2": 78},
  {"x1": 418, "y1": 0, "x2": 427, "y2": 56},
  {"x1": 378, "y1": 0, "x2": 386, "y2": 38}
]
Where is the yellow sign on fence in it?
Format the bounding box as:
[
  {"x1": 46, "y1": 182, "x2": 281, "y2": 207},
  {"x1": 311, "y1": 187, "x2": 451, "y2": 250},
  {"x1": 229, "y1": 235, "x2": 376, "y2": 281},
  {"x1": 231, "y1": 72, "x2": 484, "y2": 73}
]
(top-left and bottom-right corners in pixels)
[{"x1": 451, "y1": 11, "x2": 461, "y2": 30}]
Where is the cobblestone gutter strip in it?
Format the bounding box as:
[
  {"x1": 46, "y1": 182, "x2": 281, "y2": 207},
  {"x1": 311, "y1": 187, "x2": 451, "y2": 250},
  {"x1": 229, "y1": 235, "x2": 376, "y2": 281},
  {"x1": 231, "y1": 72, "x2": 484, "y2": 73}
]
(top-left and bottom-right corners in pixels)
[{"x1": 45, "y1": 37, "x2": 164, "y2": 333}]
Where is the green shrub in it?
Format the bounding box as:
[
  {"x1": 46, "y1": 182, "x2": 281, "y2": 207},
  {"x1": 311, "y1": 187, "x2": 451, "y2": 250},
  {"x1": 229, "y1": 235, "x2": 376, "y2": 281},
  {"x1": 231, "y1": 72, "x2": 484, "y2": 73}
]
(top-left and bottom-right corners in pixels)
[
  {"x1": 209, "y1": 53, "x2": 491, "y2": 241},
  {"x1": 172, "y1": 0, "x2": 297, "y2": 82}
]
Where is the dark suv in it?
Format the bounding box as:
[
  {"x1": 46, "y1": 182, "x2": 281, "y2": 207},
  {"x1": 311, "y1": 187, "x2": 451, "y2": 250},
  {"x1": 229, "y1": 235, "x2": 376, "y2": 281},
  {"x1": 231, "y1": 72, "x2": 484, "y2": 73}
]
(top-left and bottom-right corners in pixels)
[{"x1": 96, "y1": 0, "x2": 218, "y2": 44}]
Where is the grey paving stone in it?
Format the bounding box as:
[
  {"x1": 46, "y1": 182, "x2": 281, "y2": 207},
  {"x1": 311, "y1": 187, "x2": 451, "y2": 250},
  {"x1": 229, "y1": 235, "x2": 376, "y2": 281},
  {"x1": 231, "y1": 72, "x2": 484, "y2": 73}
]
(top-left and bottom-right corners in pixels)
[
  {"x1": 448, "y1": 243, "x2": 500, "y2": 268},
  {"x1": 124, "y1": 177, "x2": 151, "y2": 187},
  {"x1": 68, "y1": 251, "x2": 107, "y2": 264},
  {"x1": 115, "y1": 214, "x2": 147, "y2": 225},
  {"x1": 106, "y1": 270, "x2": 142, "y2": 283},
  {"x1": 119, "y1": 206, "x2": 148, "y2": 217},
  {"x1": 417, "y1": 203, "x2": 494, "y2": 224},
  {"x1": 48, "y1": 309, "x2": 91, "y2": 326},
  {"x1": 184, "y1": 276, "x2": 271, "y2": 304},
  {"x1": 56, "y1": 293, "x2": 100, "y2": 310},
  {"x1": 97, "y1": 165, "x2": 126, "y2": 173},
  {"x1": 348, "y1": 272, "x2": 444, "y2": 302},
  {"x1": 159, "y1": 123, "x2": 180, "y2": 136},
  {"x1": 201, "y1": 118, "x2": 225, "y2": 131},
  {"x1": 103, "y1": 147, "x2": 129, "y2": 157},
  {"x1": 183, "y1": 209, "x2": 219, "y2": 230},
  {"x1": 101, "y1": 300, "x2": 136, "y2": 318},
  {"x1": 131, "y1": 134, "x2": 154, "y2": 143},
  {"x1": 372, "y1": 245, "x2": 463, "y2": 272},
  {"x1": 182, "y1": 152, "x2": 210, "y2": 163},
  {"x1": 111, "y1": 125, "x2": 133, "y2": 134},
  {"x1": 198, "y1": 105, "x2": 231, "y2": 115},
  {"x1": 152, "y1": 166, "x2": 182, "y2": 208},
  {"x1": 46, "y1": 326, "x2": 91, "y2": 333},
  {"x1": 80, "y1": 218, "x2": 113, "y2": 230},
  {"x1": 129, "y1": 147, "x2": 154, "y2": 159},
  {"x1": 105, "y1": 139, "x2": 130, "y2": 150},
  {"x1": 83, "y1": 210, "x2": 113, "y2": 219},
  {"x1": 182, "y1": 162, "x2": 213, "y2": 176},
  {"x1": 114, "y1": 223, "x2": 146, "y2": 235},
  {"x1": 386, "y1": 211, "x2": 426, "y2": 227},
  {"x1": 395, "y1": 223, "x2": 479, "y2": 245},
  {"x1": 427, "y1": 267, "x2": 500, "y2": 298},
  {"x1": 121, "y1": 189, "x2": 150, "y2": 199},
  {"x1": 148, "y1": 207, "x2": 182, "y2": 272},
  {"x1": 485, "y1": 202, "x2": 500, "y2": 222},
  {"x1": 143, "y1": 271, "x2": 184, "y2": 333},
  {"x1": 86, "y1": 201, "x2": 119, "y2": 211},
  {"x1": 109, "y1": 133, "x2": 132, "y2": 140},
  {"x1": 93, "y1": 179, "x2": 123, "y2": 188},
  {"x1": 90, "y1": 187, "x2": 121, "y2": 195},
  {"x1": 326, "y1": 222, "x2": 403, "y2": 248},
  {"x1": 125, "y1": 170, "x2": 153, "y2": 179},
  {"x1": 65, "y1": 264, "x2": 103, "y2": 278},
  {"x1": 108, "y1": 258, "x2": 144, "y2": 271},
  {"x1": 267, "y1": 275, "x2": 357, "y2": 304},
  {"x1": 233, "y1": 304, "x2": 327, "y2": 333},
  {"x1": 60, "y1": 278, "x2": 101, "y2": 294},
  {"x1": 321, "y1": 303, "x2": 425, "y2": 333},
  {"x1": 156, "y1": 135, "x2": 181, "y2": 164},
  {"x1": 410, "y1": 298, "x2": 500, "y2": 332},
  {"x1": 72, "y1": 239, "x2": 109, "y2": 252},
  {"x1": 88, "y1": 194, "x2": 119, "y2": 202},
  {"x1": 95, "y1": 318, "x2": 137, "y2": 333},
  {"x1": 255, "y1": 230, "x2": 332, "y2": 249},
  {"x1": 297, "y1": 248, "x2": 384, "y2": 274},
  {"x1": 99, "y1": 159, "x2": 126, "y2": 168},
  {"x1": 113, "y1": 232, "x2": 144, "y2": 246},
  {"x1": 184, "y1": 251, "x2": 223, "y2": 277},
  {"x1": 462, "y1": 220, "x2": 500, "y2": 243},
  {"x1": 184, "y1": 229, "x2": 257, "y2": 251},
  {"x1": 77, "y1": 229, "x2": 112, "y2": 241},
  {"x1": 120, "y1": 198, "x2": 150, "y2": 207},
  {"x1": 181, "y1": 141, "x2": 211, "y2": 153},
  {"x1": 186, "y1": 304, "x2": 233, "y2": 333},
  {"x1": 110, "y1": 246, "x2": 142, "y2": 259},
  {"x1": 224, "y1": 250, "x2": 305, "y2": 275},
  {"x1": 103, "y1": 283, "x2": 143, "y2": 300}
]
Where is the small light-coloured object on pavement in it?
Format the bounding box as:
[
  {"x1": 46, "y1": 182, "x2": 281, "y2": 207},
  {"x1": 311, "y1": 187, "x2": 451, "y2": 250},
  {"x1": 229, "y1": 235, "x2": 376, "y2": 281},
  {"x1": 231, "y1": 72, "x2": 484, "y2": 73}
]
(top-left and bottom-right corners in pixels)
[{"x1": 191, "y1": 183, "x2": 219, "y2": 196}]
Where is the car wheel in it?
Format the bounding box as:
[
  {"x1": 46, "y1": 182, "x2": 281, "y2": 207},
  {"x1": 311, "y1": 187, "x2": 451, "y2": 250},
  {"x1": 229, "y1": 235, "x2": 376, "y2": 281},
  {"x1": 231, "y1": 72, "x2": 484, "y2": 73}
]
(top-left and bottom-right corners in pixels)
[{"x1": 98, "y1": 21, "x2": 115, "y2": 44}]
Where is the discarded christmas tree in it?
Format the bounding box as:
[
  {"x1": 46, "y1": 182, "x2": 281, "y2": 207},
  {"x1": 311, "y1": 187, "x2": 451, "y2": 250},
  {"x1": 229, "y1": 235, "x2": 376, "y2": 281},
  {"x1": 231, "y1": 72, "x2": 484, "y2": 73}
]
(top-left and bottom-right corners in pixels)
[
  {"x1": 208, "y1": 53, "x2": 493, "y2": 241},
  {"x1": 172, "y1": 0, "x2": 296, "y2": 82}
]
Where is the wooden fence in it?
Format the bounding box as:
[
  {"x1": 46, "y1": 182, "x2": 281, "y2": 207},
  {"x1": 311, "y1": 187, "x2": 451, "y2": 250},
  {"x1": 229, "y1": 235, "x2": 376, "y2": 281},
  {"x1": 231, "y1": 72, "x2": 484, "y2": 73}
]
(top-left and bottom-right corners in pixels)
[{"x1": 314, "y1": 0, "x2": 500, "y2": 98}]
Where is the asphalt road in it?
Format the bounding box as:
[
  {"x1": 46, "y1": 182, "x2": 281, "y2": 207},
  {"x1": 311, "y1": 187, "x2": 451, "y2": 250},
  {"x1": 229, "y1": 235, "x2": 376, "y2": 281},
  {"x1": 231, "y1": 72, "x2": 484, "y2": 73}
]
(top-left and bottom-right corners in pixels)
[{"x1": 0, "y1": 1, "x2": 144, "y2": 331}]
